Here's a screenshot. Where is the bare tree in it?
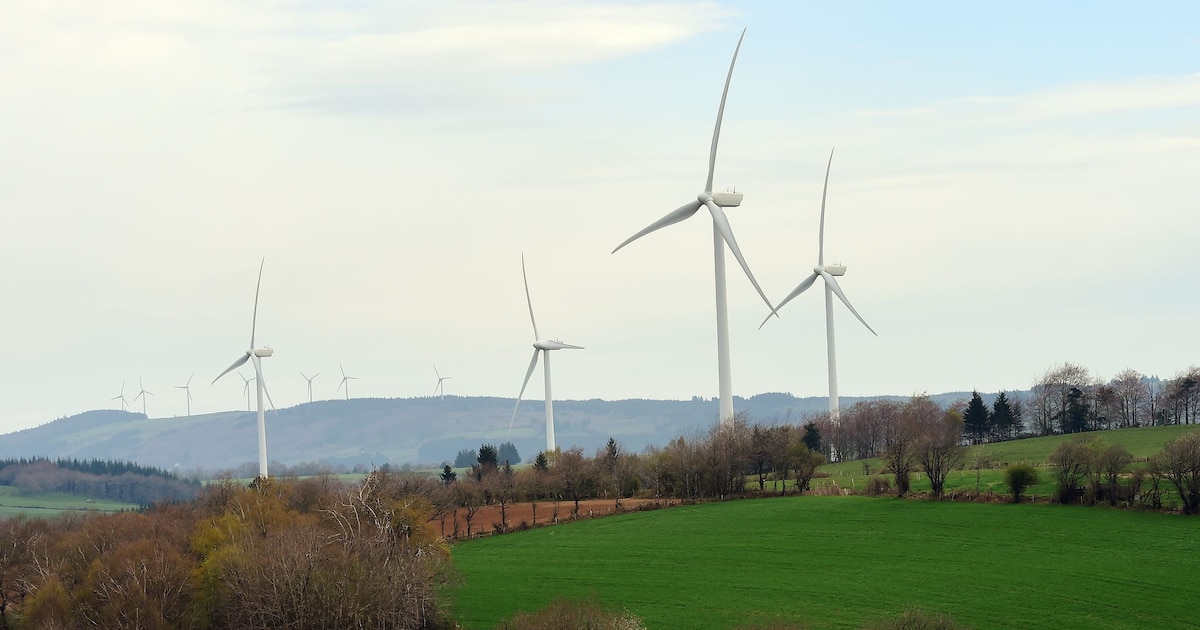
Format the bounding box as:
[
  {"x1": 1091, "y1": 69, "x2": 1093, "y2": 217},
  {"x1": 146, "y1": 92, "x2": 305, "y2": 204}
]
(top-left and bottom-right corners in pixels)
[
  {"x1": 1151, "y1": 431, "x2": 1200, "y2": 514},
  {"x1": 917, "y1": 409, "x2": 965, "y2": 499}
]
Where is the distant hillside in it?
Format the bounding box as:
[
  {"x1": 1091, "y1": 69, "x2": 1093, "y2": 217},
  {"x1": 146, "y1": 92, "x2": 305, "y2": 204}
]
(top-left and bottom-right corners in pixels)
[{"x1": 0, "y1": 391, "x2": 1004, "y2": 472}]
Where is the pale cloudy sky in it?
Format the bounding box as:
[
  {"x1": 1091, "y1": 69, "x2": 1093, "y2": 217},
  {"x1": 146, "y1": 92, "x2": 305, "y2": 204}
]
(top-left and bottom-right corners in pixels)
[{"x1": 2, "y1": 1, "x2": 1198, "y2": 433}]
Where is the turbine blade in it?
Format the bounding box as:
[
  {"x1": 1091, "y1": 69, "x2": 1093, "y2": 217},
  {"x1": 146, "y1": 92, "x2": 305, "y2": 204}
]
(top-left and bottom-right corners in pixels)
[
  {"x1": 820, "y1": 271, "x2": 878, "y2": 336},
  {"x1": 250, "y1": 258, "x2": 264, "y2": 349},
  {"x1": 818, "y1": 148, "x2": 834, "y2": 266},
  {"x1": 612, "y1": 200, "x2": 703, "y2": 253},
  {"x1": 185, "y1": 373, "x2": 194, "y2": 387},
  {"x1": 340, "y1": 362, "x2": 346, "y2": 379},
  {"x1": 212, "y1": 353, "x2": 250, "y2": 384},
  {"x1": 522, "y1": 253, "x2": 540, "y2": 340},
  {"x1": 706, "y1": 28, "x2": 746, "y2": 194},
  {"x1": 508, "y1": 349, "x2": 541, "y2": 433},
  {"x1": 705, "y1": 199, "x2": 773, "y2": 310},
  {"x1": 760, "y1": 272, "x2": 820, "y2": 328},
  {"x1": 253, "y1": 356, "x2": 277, "y2": 410},
  {"x1": 299, "y1": 371, "x2": 308, "y2": 381}
]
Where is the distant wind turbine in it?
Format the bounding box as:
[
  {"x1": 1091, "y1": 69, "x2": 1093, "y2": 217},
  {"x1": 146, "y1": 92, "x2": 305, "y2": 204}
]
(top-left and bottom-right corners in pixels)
[
  {"x1": 509, "y1": 254, "x2": 583, "y2": 453},
  {"x1": 132, "y1": 375, "x2": 153, "y2": 417},
  {"x1": 238, "y1": 372, "x2": 256, "y2": 412},
  {"x1": 337, "y1": 363, "x2": 357, "y2": 400},
  {"x1": 433, "y1": 365, "x2": 451, "y2": 400},
  {"x1": 111, "y1": 381, "x2": 129, "y2": 412},
  {"x1": 761, "y1": 149, "x2": 877, "y2": 426},
  {"x1": 612, "y1": 28, "x2": 774, "y2": 425},
  {"x1": 212, "y1": 258, "x2": 276, "y2": 479},
  {"x1": 300, "y1": 371, "x2": 319, "y2": 404},
  {"x1": 175, "y1": 373, "x2": 194, "y2": 416}
]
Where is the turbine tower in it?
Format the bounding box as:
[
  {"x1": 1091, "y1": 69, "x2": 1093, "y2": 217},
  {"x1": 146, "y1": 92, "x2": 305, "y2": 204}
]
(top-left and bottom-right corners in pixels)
[
  {"x1": 761, "y1": 150, "x2": 877, "y2": 425},
  {"x1": 612, "y1": 28, "x2": 773, "y2": 425},
  {"x1": 337, "y1": 363, "x2": 357, "y2": 400},
  {"x1": 175, "y1": 373, "x2": 194, "y2": 416},
  {"x1": 212, "y1": 258, "x2": 276, "y2": 479},
  {"x1": 133, "y1": 375, "x2": 153, "y2": 417},
  {"x1": 111, "y1": 381, "x2": 129, "y2": 411},
  {"x1": 433, "y1": 365, "x2": 451, "y2": 400},
  {"x1": 509, "y1": 254, "x2": 583, "y2": 453},
  {"x1": 300, "y1": 371, "x2": 319, "y2": 403}
]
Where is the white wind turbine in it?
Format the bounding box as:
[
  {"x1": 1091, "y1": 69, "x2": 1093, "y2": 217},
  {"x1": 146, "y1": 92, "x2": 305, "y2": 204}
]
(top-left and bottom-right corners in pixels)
[
  {"x1": 175, "y1": 373, "x2": 194, "y2": 416},
  {"x1": 133, "y1": 375, "x2": 153, "y2": 417},
  {"x1": 761, "y1": 150, "x2": 877, "y2": 424},
  {"x1": 433, "y1": 365, "x2": 451, "y2": 400},
  {"x1": 111, "y1": 381, "x2": 129, "y2": 411},
  {"x1": 300, "y1": 371, "x2": 319, "y2": 403},
  {"x1": 337, "y1": 363, "x2": 357, "y2": 400},
  {"x1": 212, "y1": 259, "x2": 276, "y2": 479},
  {"x1": 612, "y1": 28, "x2": 774, "y2": 425},
  {"x1": 238, "y1": 372, "x2": 256, "y2": 412},
  {"x1": 509, "y1": 254, "x2": 583, "y2": 453}
]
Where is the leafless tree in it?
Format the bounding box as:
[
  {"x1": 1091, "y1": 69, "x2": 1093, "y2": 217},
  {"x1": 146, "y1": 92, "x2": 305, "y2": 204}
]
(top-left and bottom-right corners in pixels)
[
  {"x1": 1151, "y1": 431, "x2": 1200, "y2": 514},
  {"x1": 917, "y1": 409, "x2": 965, "y2": 499}
]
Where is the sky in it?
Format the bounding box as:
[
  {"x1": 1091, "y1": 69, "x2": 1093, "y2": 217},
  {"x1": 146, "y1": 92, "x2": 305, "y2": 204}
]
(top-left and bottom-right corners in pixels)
[{"x1": 2, "y1": 1, "x2": 1198, "y2": 434}]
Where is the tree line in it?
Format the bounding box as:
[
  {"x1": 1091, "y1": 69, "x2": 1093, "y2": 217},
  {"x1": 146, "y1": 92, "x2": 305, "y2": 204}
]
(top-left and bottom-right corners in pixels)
[{"x1": 0, "y1": 459, "x2": 201, "y2": 506}]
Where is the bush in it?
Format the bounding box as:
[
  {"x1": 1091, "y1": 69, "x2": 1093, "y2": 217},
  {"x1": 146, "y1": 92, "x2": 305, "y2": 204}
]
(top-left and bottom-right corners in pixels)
[
  {"x1": 865, "y1": 477, "x2": 892, "y2": 497},
  {"x1": 1004, "y1": 463, "x2": 1039, "y2": 503}
]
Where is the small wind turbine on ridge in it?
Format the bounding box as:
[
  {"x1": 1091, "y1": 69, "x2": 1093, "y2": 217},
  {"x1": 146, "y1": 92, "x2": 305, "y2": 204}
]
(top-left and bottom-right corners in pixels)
[
  {"x1": 509, "y1": 254, "x2": 583, "y2": 453},
  {"x1": 300, "y1": 371, "x2": 319, "y2": 403},
  {"x1": 133, "y1": 375, "x2": 153, "y2": 417},
  {"x1": 761, "y1": 149, "x2": 877, "y2": 432},
  {"x1": 111, "y1": 381, "x2": 129, "y2": 412},
  {"x1": 433, "y1": 365, "x2": 451, "y2": 400},
  {"x1": 175, "y1": 373, "x2": 194, "y2": 416},
  {"x1": 337, "y1": 363, "x2": 357, "y2": 400}
]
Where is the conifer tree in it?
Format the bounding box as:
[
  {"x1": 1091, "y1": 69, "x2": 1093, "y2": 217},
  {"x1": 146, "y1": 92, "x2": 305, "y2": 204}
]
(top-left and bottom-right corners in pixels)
[
  {"x1": 963, "y1": 390, "x2": 991, "y2": 444},
  {"x1": 991, "y1": 391, "x2": 1017, "y2": 441}
]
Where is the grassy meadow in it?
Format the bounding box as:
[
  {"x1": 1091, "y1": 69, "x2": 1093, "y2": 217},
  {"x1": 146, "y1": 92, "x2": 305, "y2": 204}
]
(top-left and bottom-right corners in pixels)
[
  {"x1": 452, "y1": 496, "x2": 1200, "y2": 630},
  {"x1": 0, "y1": 485, "x2": 138, "y2": 518}
]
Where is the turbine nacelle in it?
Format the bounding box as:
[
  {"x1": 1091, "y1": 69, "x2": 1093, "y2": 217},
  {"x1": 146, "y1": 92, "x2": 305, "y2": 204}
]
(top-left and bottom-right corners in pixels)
[
  {"x1": 534, "y1": 339, "x2": 583, "y2": 351},
  {"x1": 711, "y1": 190, "x2": 743, "y2": 207},
  {"x1": 815, "y1": 264, "x2": 847, "y2": 277},
  {"x1": 253, "y1": 347, "x2": 274, "y2": 357}
]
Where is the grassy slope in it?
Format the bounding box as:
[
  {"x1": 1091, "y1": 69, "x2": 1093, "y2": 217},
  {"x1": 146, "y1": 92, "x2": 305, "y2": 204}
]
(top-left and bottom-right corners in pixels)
[
  {"x1": 0, "y1": 485, "x2": 137, "y2": 518},
  {"x1": 451, "y1": 496, "x2": 1200, "y2": 630}
]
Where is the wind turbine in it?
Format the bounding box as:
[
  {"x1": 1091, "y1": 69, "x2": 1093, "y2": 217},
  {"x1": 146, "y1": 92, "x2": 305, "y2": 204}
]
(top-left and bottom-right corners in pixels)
[
  {"x1": 300, "y1": 371, "x2": 319, "y2": 403},
  {"x1": 132, "y1": 375, "x2": 153, "y2": 417},
  {"x1": 761, "y1": 149, "x2": 877, "y2": 425},
  {"x1": 612, "y1": 28, "x2": 774, "y2": 425},
  {"x1": 175, "y1": 373, "x2": 194, "y2": 416},
  {"x1": 111, "y1": 381, "x2": 129, "y2": 411},
  {"x1": 337, "y1": 363, "x2": 357, "y2": 400},
  {"x1": 238, "y1": 372, "x2": 256, "y2": 412},
  {"x1": 212, "y1": 258, "x2": 276, "y2": 479},
  {"x1": 509, "y1": 254, "x2": 583, "y2": 453},
  {"x1": 433, "y1": 365, "x2": 451, "y2": 400}
]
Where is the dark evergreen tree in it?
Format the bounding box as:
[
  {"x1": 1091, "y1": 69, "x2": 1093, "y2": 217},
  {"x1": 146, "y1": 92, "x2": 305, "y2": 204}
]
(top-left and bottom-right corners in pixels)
[
  {"x1": 1062, "y1": 387, "x2": 1090, "y2": 433},
  {"x1": 963, "y1": 390, "x2": 991, "y2": 444},
  {"x1": 496, "y1": 441, "x2": 521, "y2": 465},
  {"x1": 801, "y1": 423, "x2": 821, "y2": 452},
  {"x1": 476, "y1": 444, "x2": 498, "y2": 467},
  {"x1": 991, "y1": 391, "x2": 1016, "y2": 441},
  {"x1": 440, "y1": 464, "x2": 457, "y2": 485},
  {"x1": 533, "y1": 451, "x2": 550, "y2": 471},
  {"x1": 452, "y1": 449, "x2": 476, "y2": 468}
]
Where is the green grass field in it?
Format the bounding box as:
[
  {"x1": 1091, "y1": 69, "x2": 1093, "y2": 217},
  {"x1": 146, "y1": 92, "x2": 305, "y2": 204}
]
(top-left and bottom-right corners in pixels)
[
  {"x1": 451, "y1": 496, "x2": 1200, "y2": 630},
  {"x1": 0, "y1": 485, "x2": 138, "y2": 518}
]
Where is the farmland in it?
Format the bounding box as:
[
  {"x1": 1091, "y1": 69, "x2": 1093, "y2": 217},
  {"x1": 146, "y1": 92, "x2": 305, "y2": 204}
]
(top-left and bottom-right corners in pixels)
[
  {"x1": 452, "y1": 495, "x2": 1200, "y2": 629},
  {"x1": 0, "y1": 485, "x2": 137, "y2": 518}
]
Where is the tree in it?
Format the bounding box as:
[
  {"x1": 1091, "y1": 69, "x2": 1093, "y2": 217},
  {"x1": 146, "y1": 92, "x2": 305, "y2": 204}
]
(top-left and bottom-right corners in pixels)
[
  {"x1": 962, "y1": 390, "x2": 990, "y2": 444},
  {"x1": 917, "y1": 410, "x2": 965, "y2": 499},
  {"x1": 496, "y1": 441, "x2": 522, "y2": 465},
  {"x1": 991, "y1": 391, "x2": 1017, "y2": 441},
  {"x1": 439, "y1": 464, "x2": 457, "y2": 486},
  {"x1": 881, "y1": 397, "x2": 935, "y2": 496},
  {"x1": 1030, "y1": 363, "x2": 1094, "y2": 435},
  {"x1": 533, "y1": 451, "x2": 550, "y2": 471},
  {"x1": 1151, "y1": 431, "x2": 1200, "y2": 514},
  {"x1": 1096, "y1": 444, "x2": 1132, "y2": 505},
  {"x1": 552, "y1": 448, "x2": 595, "y2": 517},
  {"x1": 477, "y1": 444, "x2": 499, "y2": 469},
  {"x1": 801, "y1": 422, "x2": 821, "y2": 453},
  {"x1": 1049, "y1": 438, "x2": 1095, "y2": 503},
  {"x1": 453, "y1": 449, "x2": 476, "y2": 468},
  {"x1": 1004, "y1": 463, "x2": 1039, "y2": 503},
  {"x1": 789, "y1": 441, "x2": 826, "y2": 492},
  {"x1": 968, "y1": 446, "x2": 992, "y2": 493}
]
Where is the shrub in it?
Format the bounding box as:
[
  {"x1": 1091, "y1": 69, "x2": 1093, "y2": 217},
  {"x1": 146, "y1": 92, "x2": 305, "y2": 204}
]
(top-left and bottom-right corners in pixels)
[
  {"x1": 1004, "y1": 463, "x2": 1039, "y2": 503},
  {"x1": 865, "y1": 477, "x2": 892, "y2": 497}
]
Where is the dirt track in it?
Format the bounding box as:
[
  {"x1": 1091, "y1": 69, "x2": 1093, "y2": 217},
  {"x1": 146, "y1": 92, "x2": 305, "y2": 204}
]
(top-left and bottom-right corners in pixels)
[{"x1": 434, "y1": 497, "x2": 670, "y2": 539}]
